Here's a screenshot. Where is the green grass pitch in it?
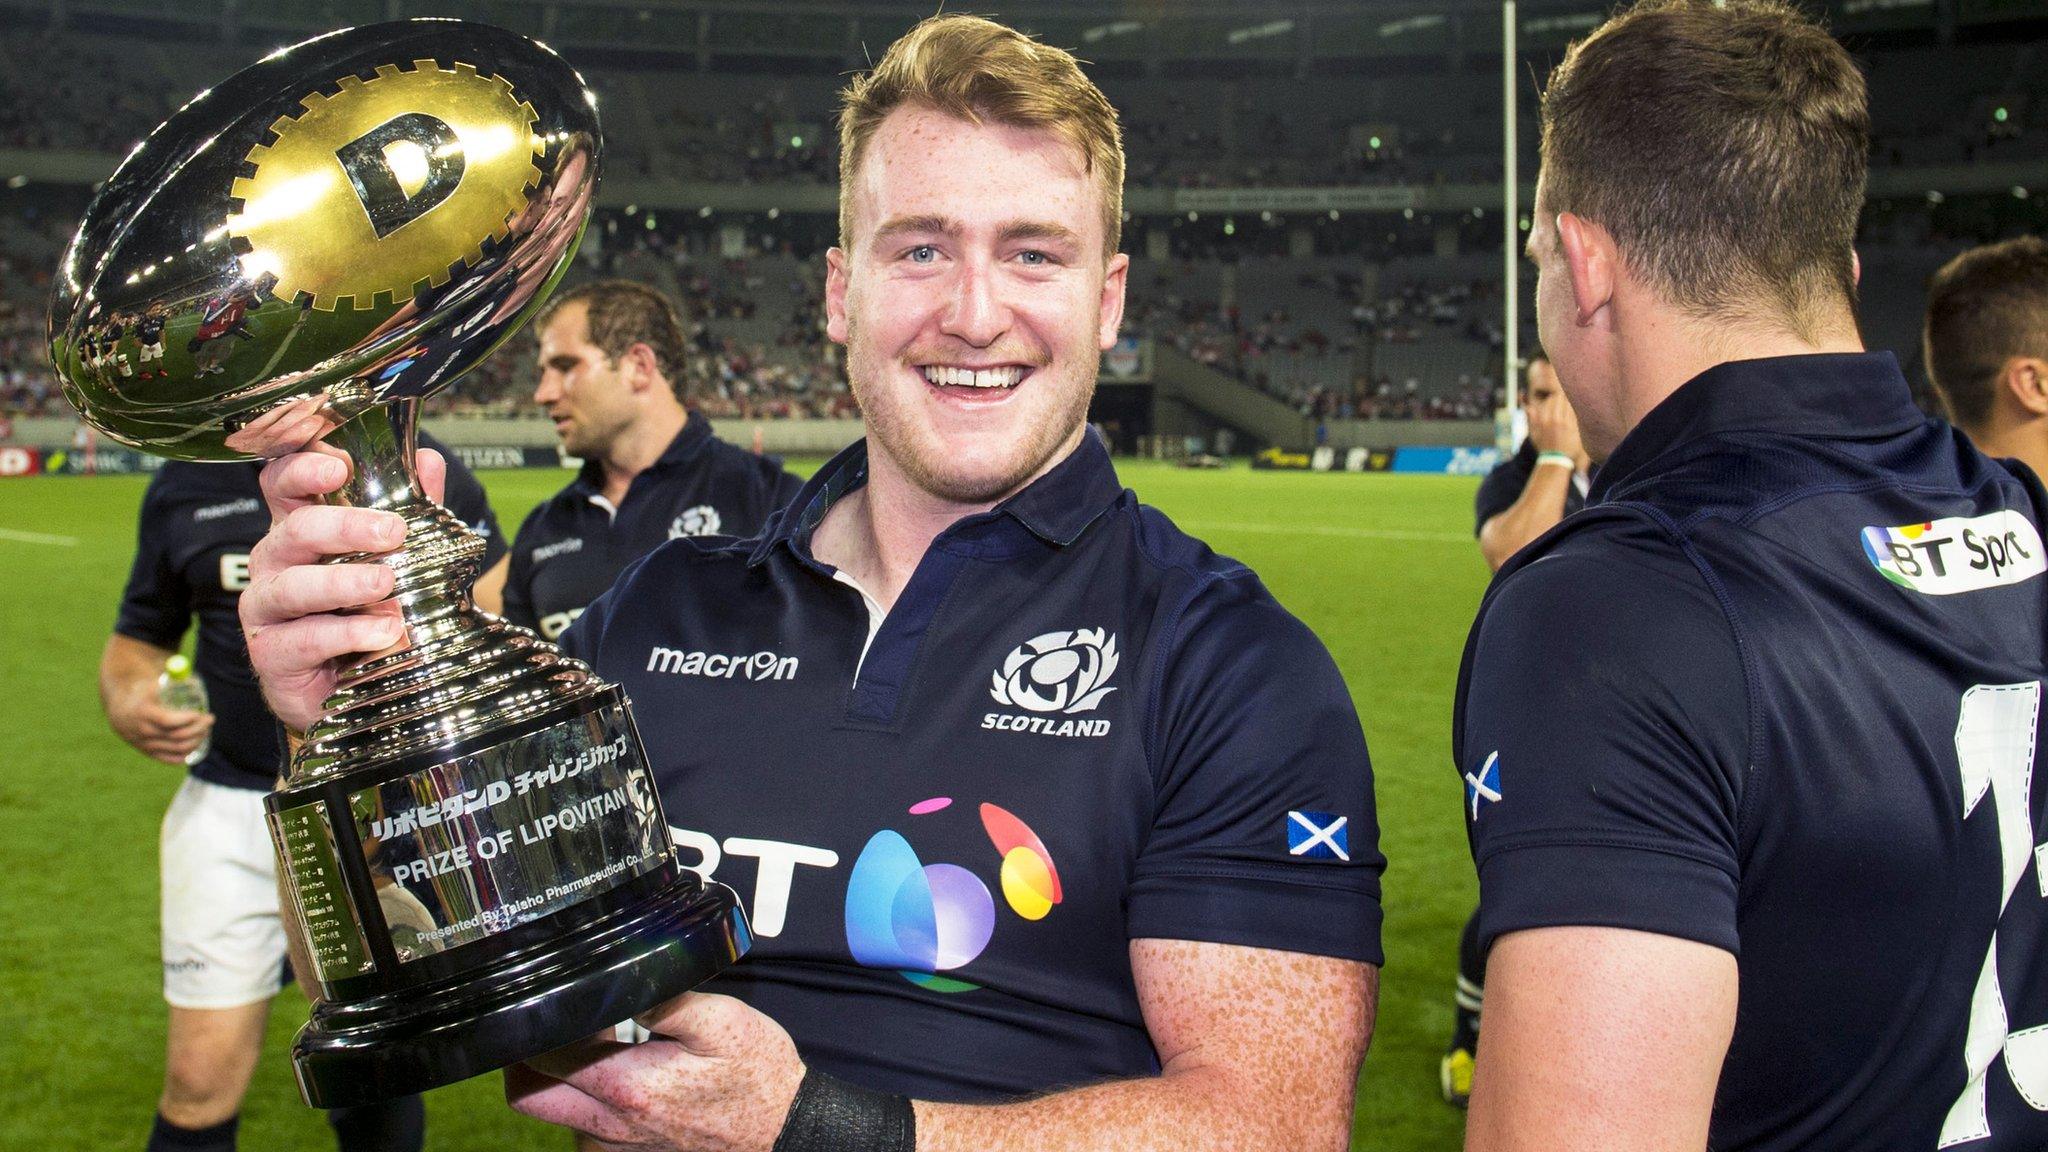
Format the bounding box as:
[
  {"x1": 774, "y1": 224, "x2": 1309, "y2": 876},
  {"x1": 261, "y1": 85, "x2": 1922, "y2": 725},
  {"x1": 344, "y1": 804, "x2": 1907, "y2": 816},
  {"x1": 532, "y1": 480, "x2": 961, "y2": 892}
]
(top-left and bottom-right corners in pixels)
[{"x1": 0, "y1": 460, "x2": 1491, "y2": 1151}]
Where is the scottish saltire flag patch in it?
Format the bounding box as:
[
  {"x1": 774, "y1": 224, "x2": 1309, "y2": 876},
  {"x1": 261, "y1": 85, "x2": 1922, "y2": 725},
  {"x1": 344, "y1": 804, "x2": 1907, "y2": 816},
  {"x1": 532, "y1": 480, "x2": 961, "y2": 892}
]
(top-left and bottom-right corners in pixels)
[
  {"x1": 1287, "y1": 810, "x2": 1349, "y2": 861},
  {"x1": 1466, "y1": 751, "x2": 1502, "y2": 821}
]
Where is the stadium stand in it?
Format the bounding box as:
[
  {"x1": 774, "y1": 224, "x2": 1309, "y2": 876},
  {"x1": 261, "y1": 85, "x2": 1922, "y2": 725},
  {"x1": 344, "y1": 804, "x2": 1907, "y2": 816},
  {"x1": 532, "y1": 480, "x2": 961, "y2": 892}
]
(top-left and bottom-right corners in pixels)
[
  {"x1": 0, "y1": 205, "x2": 2037, "y2": 434},
  {"x1": 0, "y1": 28, "x2": 2040, "y2": 191},
  {"x1": 0, "y1": 18, "x2": 2041, "y2": 446}
]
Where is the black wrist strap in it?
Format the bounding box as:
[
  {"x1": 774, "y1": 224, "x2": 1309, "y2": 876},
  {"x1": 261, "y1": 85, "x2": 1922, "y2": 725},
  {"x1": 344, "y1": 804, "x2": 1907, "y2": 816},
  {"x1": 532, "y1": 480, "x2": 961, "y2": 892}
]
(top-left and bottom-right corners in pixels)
[{"x1": 771, "y1": 1068, "x2": 915, "y2": 1152}]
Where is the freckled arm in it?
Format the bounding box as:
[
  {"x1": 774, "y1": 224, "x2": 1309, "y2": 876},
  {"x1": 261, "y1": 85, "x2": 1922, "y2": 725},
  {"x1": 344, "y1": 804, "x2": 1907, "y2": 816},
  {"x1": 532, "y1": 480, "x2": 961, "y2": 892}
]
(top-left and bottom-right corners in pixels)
[{"x1": 911, "y1": 939, "x2": 1377, "y2": 1152}]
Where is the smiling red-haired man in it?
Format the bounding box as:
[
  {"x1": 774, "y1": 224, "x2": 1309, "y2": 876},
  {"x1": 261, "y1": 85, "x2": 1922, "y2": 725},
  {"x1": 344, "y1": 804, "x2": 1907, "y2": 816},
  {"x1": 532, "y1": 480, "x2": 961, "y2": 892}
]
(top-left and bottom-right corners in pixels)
[{"x1": 237, "y1": 15, "x2": 1384, "y2": 1152}]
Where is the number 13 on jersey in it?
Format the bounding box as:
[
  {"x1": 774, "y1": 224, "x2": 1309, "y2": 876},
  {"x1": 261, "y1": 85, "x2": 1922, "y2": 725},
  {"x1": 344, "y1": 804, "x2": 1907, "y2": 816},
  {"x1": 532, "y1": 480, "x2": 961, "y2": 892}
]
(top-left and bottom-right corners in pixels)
[{"x1": 1943, "y1": 681, "x2": 2048, "y2": 1147}]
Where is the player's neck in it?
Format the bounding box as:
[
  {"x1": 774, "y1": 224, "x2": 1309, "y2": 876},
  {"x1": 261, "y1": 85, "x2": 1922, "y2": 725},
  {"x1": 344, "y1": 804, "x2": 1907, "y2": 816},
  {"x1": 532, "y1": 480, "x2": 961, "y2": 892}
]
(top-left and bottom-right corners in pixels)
[
  {"x1": 1967, "y1": 421, "x2": 2048, "y2": 482},
  {"x1": 809, "y1": 457, "x2": 990, "y2": 614},
  {"x1": 595, "y1": 403, "x2": 687, "y2": 504},
  {"x1": 812, "y1": 428, "x2": 1090, "y2": 612},
  {"x1": 1615, "y1": 308, "x2": 1864, "y2": 441},
  {"x1": 809, "y1": 432, "x2": 1069, "y2": 612}
]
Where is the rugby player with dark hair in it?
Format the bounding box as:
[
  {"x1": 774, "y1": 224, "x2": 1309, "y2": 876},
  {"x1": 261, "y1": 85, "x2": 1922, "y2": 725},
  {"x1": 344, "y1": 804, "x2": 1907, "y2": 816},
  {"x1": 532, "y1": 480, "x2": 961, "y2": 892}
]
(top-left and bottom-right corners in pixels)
[
  {"x1": 1925, "y1": 236, "x2": 2048, "y2": 481},
  {"x1": 1459, "y1": 2, "x2": 2048, "y2": 1149},
  {"x1": 104, "y1": 439, "x2": 504, "y2": 1152},
  {"x1": 1473, "y1": 353, "x2": 1590, "y2": 572},
  {"x1": 502, "y1": 278, "x2": 802, "y2": 642},
  {"x1": 237, "y1": 15, "x2": 1383, "y2": 1152}
]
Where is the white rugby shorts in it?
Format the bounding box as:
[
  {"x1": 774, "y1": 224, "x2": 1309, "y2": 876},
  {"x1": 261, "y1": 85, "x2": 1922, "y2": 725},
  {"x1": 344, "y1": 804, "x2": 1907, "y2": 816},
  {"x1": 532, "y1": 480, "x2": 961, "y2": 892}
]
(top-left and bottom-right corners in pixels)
[{"x1": 160, "y1": 776, "x2": 288, "y2": 1008}]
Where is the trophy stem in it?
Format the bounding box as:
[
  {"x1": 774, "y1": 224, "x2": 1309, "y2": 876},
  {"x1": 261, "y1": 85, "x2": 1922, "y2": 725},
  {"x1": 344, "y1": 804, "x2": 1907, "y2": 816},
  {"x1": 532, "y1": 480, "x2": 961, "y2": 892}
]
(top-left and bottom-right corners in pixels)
[
  {"x1": 326, "y1": 397, "x2": 485, "y2": 598},
  {"x1": 330, "y1": 396, "x2": 427, "y2": 514},
  {"x1": 290, "y1": 398, "x2": 607, "y2": 785}
]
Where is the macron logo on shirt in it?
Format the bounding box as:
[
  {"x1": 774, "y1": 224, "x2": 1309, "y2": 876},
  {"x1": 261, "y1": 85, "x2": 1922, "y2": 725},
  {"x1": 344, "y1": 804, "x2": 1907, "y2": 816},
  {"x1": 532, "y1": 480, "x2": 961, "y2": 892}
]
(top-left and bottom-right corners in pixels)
[
  {"x1": 193, "y1": 497, "x2": 261, "y2": 522},
  {"x1": 646, "y1": 647, "x2": 799, "y2": 682},
  {"x1": 531, "y1": 537, "x2": 584, "y2": 566}
]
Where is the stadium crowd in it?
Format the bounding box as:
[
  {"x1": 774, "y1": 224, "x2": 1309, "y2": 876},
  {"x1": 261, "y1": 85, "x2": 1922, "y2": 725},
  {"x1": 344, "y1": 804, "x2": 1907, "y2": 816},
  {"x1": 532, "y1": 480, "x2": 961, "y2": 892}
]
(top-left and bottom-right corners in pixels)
[
  {"x1": 429, "y1": 231, "x2": 859, "y2": 421},
  {"x1": 0, "y1": 210, "x2": 2033, "y2": 430},
  {"x1": 0, "y1": 207, "x2": 69, "y2": 421},
  {"x1": 0, "y1": 30, "x2": 2038, "y2": 192},
  {"x1": 0, "y1": 24, "x2": 2038, "y2": 431},
  {"x1": 1133, "y1": 265, "x2": 1504, "y2": 417},
  {"x1": 0, "y1": 207, "x2": 1513, "y2": 425}
]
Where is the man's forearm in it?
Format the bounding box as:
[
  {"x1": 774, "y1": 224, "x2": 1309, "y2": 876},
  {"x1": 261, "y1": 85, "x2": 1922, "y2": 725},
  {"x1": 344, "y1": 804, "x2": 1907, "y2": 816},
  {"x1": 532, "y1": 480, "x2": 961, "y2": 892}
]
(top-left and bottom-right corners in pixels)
[
  {"x1": 913, "y1": 1061, "x2": 1349, "y2": 1152},
  {"x1": 100, "y1": 633, "x2": 174, "y2": 718},
  {"x1": 1479, "y1": 465, "x2": 1576, "y2": 571},
  {"x1": 908, "y1": 945, "x2": 1372, "y2": 1152}
]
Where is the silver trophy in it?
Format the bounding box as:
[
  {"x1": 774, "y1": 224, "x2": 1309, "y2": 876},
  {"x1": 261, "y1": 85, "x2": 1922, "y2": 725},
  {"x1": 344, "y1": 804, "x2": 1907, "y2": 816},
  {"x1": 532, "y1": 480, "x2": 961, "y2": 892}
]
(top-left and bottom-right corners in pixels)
[{"x1": 48, "y1": 20, "x2": 747, "y2": 1107}]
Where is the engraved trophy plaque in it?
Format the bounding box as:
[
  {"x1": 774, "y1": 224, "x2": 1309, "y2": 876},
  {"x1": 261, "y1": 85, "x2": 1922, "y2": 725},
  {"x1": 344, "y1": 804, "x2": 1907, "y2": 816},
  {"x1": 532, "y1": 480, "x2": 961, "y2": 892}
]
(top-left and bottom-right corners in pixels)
[{"x1": 47, "y1": 20, "x2": 748, "y2": 1108}]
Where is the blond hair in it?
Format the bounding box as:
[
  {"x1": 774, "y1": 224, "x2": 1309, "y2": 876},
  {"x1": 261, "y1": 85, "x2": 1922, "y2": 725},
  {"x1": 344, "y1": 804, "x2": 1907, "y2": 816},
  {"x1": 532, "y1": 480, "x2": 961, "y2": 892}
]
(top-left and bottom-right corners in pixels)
[{"x1": 836, "y1": 14, "x2": 1123, "y2": 258}]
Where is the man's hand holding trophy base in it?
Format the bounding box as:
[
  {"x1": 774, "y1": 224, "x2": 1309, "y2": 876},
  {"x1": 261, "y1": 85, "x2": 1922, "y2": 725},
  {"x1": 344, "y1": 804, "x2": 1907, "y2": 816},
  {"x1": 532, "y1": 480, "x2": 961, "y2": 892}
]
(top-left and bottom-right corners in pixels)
[{"x1": 49, "y1": 18, "x2": 748, "y2": 1109}]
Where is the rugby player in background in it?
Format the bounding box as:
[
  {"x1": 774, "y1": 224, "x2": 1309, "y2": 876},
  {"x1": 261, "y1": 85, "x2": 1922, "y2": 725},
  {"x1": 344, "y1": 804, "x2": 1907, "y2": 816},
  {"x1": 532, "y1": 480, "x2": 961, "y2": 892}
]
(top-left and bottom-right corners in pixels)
[
  {"x1": 502, "y1": 279, "x2": 802, "y2": 642},
  {"x1": 238, "y1": 15, "x2": 1384, "y2": 1152},
  {"x1": 1924, "y1": 237, "x2": 2048, "y2": 482},
  {"x1": 1459, "y1": 2, "x2": 2048, "y2": 1149},
  {"x1": 1473, "y1": 353, "x2": 1590, "y2": 571},
  {"x1": 103, "y1": 438, "x2": 503, "y2": 1152}
]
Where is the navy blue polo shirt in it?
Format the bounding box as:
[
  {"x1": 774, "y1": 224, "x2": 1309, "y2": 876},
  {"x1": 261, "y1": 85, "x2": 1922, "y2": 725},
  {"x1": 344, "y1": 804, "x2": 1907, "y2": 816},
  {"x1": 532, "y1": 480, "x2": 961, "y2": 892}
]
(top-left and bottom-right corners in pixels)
[
  {"x1": 116, "y1": 435, "x2": 504, "y2": 791},
  {"x1": 561, "y1": 433, "x2": 1383, "y2": 1102},
  {"x1": 503, "y1": 411, "x2": 802, "y2": 639},
  {"x1": 1456, "y1": 353, "x2": 2048, "y2": 1151}
]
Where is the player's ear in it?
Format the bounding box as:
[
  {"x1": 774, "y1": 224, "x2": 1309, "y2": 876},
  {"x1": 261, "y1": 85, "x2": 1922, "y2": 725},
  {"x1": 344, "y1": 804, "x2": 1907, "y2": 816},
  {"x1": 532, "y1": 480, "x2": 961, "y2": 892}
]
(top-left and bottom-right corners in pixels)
[
  {"x1": 623, "y1": 343, "x2": 661, "y2": 395},
  {"x1": 824, "y1": 247, "x2": 850, "y2": 345},
  {"x1": 2002, "y1": 357, "x2": 2048, "y2": 418},
  {"x1": 1098, "y1": 252, "x2": 1130, "y2": 351},
  {"x1": 1555, "y1": 212, "x2": 1616, "y2": 329}
]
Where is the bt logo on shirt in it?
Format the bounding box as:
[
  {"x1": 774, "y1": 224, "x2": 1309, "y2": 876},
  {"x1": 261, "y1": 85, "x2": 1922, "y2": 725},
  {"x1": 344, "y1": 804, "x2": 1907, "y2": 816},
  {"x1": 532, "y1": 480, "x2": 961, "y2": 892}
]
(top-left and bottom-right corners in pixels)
[
  {"x1": 538, "y1": 607, "x2": 582, "y2": 641},
  {"x1": 669, "y1": 799, "x2": 1064, "y2": 992},
  {"x1": 1861, "y1": 512, "x2": 2045, "y2": 595},
  {"x1": 845, "y1": 798, "x2": 1063, "y2": 992}
]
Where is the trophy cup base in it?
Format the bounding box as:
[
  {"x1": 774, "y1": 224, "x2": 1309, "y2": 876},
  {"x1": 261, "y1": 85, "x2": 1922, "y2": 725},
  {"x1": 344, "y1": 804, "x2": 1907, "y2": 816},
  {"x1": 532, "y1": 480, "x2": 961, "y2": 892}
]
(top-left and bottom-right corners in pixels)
[{"x1": 291, "y1": 874, "x2": 749, "y2": 1108}]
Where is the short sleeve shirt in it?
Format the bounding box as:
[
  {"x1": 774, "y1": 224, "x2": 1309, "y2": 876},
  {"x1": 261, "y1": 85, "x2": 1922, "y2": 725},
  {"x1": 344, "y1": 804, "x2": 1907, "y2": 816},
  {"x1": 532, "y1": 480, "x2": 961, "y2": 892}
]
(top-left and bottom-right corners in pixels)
[
  {"x1": 115, "y1": 435, "x2": 504, "y2": 790},
  {"x1": 561, "y1": 434, "x2": 1383, "y2": 1102},
  {"x1": 1456, "y1": 353, "x2": 2048, "y2": 1151},
  {"x1": 503, "y1": 411, "x2": 803, "y2": 640}
]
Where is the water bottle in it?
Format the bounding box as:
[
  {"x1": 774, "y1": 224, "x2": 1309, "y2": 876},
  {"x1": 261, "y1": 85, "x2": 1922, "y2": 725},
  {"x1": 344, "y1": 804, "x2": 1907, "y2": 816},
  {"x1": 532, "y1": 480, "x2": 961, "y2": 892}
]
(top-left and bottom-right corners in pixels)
[{"x1": 158, "y1": 653, "x2": 211, "y2": 767}]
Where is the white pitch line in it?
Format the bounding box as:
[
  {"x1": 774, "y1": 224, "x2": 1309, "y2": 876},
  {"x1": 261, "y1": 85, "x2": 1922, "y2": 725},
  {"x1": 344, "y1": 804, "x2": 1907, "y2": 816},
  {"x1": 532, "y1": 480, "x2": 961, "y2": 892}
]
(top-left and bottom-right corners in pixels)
[
  {"x1": 0, "y1": 527, "x2": 80, "y2": 546},
  {"x1": 249, "y1": 308, "x2": 312, "y2": 381},
  {"x1": 1181, "y1": 520, "x2": 1468, "y2": 544}
]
